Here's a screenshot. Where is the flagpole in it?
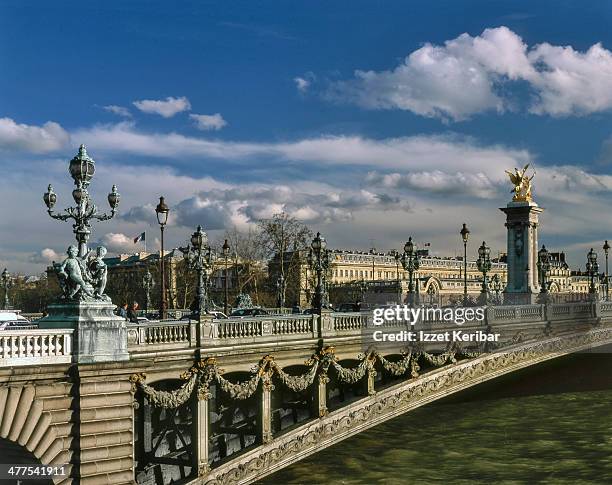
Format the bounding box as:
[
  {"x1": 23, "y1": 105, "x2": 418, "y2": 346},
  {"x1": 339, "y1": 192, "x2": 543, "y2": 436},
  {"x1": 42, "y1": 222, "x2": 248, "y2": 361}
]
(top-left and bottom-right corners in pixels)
[{"x1": 144, "y1": 232, "x2": 146, "y2": 254}]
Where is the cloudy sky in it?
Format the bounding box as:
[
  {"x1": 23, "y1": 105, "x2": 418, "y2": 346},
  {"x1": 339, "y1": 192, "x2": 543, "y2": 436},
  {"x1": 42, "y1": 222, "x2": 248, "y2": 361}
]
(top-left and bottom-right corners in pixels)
[{"x1": 1, "y1": 1, "x2": 612, "y2": 274}]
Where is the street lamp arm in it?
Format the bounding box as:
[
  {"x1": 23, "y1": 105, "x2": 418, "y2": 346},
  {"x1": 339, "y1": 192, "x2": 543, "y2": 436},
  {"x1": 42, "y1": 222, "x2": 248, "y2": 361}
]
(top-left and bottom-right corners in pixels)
[
  {"x1": 91, "y1": 209, "x2": 117, "y2": 221},
  {"x1": 47, "y1": 207, "x2": 73, "y2": 221}
]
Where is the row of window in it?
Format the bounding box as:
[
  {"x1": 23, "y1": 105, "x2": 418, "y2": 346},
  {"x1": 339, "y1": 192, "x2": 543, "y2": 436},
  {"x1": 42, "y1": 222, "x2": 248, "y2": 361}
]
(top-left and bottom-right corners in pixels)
[{"x1": 332, "y1": 269, "x2": 498, "y2": 281}]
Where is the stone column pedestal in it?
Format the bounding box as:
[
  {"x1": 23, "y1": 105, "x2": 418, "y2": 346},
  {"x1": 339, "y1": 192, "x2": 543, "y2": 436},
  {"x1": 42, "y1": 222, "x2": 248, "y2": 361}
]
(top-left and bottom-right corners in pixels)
[
  {"x1": 500, "y1": 201, "x2": 544, "y2": 304},
  {"x1": 38, "y1": 301, "x2": 129, "y2": 363}
]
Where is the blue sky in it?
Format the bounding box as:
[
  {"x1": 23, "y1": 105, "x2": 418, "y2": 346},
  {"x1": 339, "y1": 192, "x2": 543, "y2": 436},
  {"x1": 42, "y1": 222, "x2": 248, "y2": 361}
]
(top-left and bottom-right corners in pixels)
[{"x1": 1, "y1": 1, "x2": 612, "y2": 273}]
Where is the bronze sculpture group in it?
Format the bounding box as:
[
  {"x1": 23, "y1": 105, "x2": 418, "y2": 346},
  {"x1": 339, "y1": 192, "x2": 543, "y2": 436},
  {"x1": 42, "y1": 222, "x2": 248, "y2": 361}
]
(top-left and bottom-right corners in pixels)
[{"x1": 55, "y1": 245, "x2": 109, "y2": 301}]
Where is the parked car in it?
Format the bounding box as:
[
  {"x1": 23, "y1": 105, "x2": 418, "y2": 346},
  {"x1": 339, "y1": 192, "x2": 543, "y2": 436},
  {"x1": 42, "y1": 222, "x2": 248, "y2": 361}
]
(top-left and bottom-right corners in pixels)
[
  {"x1": 180, "y1": 311, "x2": 228, "y2": 321},
  {"x1": 0, "y1": 312, "x2": 35, "y2": 330},
  {"x1": 336, "y1": 303, "x2": 361, "y2": 312},
  {"x1": 229, "y1": 308, "x2": 268, "y2": 318},
  {"x1": 209, "y1": 311, "x2": 228, "y2": 319}
]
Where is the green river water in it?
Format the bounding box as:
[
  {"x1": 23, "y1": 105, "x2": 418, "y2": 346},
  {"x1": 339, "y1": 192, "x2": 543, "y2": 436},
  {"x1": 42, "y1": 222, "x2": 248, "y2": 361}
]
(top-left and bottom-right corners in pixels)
[{"x1": 260, "y1": 352, "x2": 612, "y2": 484}]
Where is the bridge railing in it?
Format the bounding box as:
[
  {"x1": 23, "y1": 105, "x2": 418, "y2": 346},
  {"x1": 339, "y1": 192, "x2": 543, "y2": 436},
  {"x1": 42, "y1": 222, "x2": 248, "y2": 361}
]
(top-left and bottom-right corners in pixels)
[
  {"x1": 0, "y1": 328, "x2": 73, "y2": 366},
  {"x1": 127, "y1": 320, "x2": 195, "y2": 350},
  {"x1": 126, "y1": 299, "x2": 612, "y2": 353}
]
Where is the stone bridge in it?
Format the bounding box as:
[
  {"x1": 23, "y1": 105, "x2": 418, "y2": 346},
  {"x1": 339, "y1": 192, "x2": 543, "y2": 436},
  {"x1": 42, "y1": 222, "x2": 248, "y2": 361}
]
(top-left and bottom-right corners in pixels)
[{"x1": 1, "y1": 301, "x2": 611, "y2": 484}]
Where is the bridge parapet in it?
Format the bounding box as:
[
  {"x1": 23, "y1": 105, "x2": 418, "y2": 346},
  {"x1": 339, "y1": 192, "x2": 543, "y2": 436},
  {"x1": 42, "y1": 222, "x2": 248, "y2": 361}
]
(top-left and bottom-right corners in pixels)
[
  {"x1": 2, "y1": 301, "x2": 610, "y2": 368},
  {"x1": 127, "y1": 320, "x2": 195, "y2": 351},
  {"x1": 0, "y1": 328, "x2": 73, "y2": 367}
]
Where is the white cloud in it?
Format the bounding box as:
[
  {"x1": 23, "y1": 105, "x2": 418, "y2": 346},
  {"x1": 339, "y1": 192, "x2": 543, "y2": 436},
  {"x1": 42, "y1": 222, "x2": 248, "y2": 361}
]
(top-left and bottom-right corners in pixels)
[
  {"x1": 132, "y1": 96, "x2": 191, "y2": 118},
  {"x1": 73, "y1": 123, "x2": 529, "y2": 179},
  {"x1": 294, "y1": 76, "x2": 311, "y2": 92},
  {"x1": 294, "y1": 72, "x2": 316, "y2": 93},
  {"x1": 123, "y1": 184, "x2": 412, "y2": 233},
  {"x1": 189, "y1": 113, "x2": 227, "y2": 131},
  {"x1": 101, "y1": 233, "x2": 139, "y2": 254},
  {"x1": 330, "y1": 26, "x2": 612, "y2": 120},
  {"x1": 0, "y1": 118, "x2": 69, "y2": 153},
  {"x1": 29, "y1": 248, "x2": 61, "y2": 264},
  {"x1": 365, "y1": 170, "x2": 499, "y2": 198},
  {"x1": 103, "y1": 105, "x2": 132, "y2": 118},
  {"x1": 527, "y1": 42, "x2": 612, "y2": 116}
]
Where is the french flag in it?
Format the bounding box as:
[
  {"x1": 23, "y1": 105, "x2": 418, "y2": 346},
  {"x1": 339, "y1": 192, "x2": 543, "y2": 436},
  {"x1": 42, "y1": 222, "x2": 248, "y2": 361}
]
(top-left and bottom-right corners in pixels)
[{"x1": 134, "y1": 232, "x2": 145, "y2": 244}]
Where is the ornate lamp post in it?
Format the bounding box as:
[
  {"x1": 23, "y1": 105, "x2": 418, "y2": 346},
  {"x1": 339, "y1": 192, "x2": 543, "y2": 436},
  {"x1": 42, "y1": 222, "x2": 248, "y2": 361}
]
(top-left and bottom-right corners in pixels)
[
  {"x1": 359, "y1": 278, "x2": 368, "y2": 303},
  {"x1": 222, "y1": 239, "x2": 230, "y2": 315},
  {"x1": 155, "y1": 197, "x2": 169, "y2": 319},
  {"x1": 460, "y1": 223, "x2": 470, "y2": 305},
  {"x1": 537, "y1": 245, "x2": 551, "y2": 295},
  {"x1": 308, "y1": 232, "x2": 330, "y2": 312},
  {"x1": 142, "y1": 268, "x2": 154, "y2": 314},
  {"x1": 490, "y1": 274, "x2": 503, "y2": 305},
  {"x1": 392, "y1": 250, "x2": 401, "y2": 304},
  {"x1": 476, "y1": 241, "x2": 492, "y2": 303},
  {"x1": 1, "y1": 269, "x2": 11, "y2": 310},
  {"x1": 604, "y1": 240, "x2": 610, "y2": 301},
  {"x1": 181, "y1": 225, "x2": 214, "y2": 319},
  {"x1": 276, "y1": 274, "x2": 285, "y2": 309},
  {"x1": 586, "y1": 248, "x2": 599, "y2": 295},
  {"x1": 44, "y1": 145, "x2": 120, "y2": 258},
  {"x1": 400, "y1": 237, "x2": 420, "y2": 306}
]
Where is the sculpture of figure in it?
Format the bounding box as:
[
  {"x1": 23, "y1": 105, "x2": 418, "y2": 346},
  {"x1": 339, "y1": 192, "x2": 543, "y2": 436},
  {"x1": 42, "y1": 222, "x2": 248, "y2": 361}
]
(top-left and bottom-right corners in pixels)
[
  {"x1": 514, "y1": 227, "x2": 524, "y2": 256},
  {"x1": 505, "y1": 163, "x2": 536, "y2": 202},
  {"x1": 56, "y1": 245, "x2": 94, "y2": 300},
  {"x1": 89, "y1": 246, "x2": 109, "y2": 299}
]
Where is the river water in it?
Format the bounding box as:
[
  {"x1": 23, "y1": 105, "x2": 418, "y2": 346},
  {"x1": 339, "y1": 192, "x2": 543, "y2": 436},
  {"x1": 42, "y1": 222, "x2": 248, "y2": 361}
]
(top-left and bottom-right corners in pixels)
[{"x1": 260, "y1": 351, "x2": 612, "y2": 484}]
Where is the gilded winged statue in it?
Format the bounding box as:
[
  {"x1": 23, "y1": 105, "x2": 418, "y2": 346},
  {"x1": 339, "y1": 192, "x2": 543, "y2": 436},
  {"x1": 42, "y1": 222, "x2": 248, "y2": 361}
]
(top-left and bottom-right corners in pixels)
[{"x1": 505, "y1": 163, "x2": 535, "y2": 202}]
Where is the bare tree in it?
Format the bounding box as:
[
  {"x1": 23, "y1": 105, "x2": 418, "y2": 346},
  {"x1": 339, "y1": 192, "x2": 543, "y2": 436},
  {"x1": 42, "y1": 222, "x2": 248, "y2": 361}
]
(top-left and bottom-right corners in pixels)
[
  {"x1": 210, "y1": 226, "x2": 267, "y2": 306},
  {"x1": 257, "y1": 212, "x2": 313, "y2": 306}
]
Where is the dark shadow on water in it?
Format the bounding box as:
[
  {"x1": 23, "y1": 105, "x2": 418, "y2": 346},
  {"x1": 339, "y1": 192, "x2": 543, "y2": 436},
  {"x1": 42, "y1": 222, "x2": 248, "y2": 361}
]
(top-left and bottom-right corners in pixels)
[{"x1": 439, "y1": 344, "x2": 612, "y2": 405}]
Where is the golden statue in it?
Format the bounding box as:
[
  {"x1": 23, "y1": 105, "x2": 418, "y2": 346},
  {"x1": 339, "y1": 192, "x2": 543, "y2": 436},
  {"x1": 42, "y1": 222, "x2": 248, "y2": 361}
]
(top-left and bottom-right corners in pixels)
[{"x1": 505, "y1": 163, "x2": 535, "y2": 202}]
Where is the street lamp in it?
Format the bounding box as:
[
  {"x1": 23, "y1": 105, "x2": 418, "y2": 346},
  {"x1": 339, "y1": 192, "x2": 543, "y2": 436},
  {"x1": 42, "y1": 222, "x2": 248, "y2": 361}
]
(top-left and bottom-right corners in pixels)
[
  {"x1": 476, "y1": 241, "x2": 492, "y2": 304},
  {"x1": 142, "y1": 268, "x2": 154, "y2": 314},
  {"x1": 392, "y1": 250, "x2": 401, "y2": 304},
  {"x1": 604, "y1": 240, "x2": 610, "y2": 301},
  {"x1": 1, "y1": 269, "x2": 11, "y2": 310},
  {"x1": 308, "y1": 232, "x2": 330, "y2": 312},
  {"x1": 490, "y1": 274, "x2": 503, "y2": 305},
  {"x1": 460, "y1": 223, "x2": 470, "y2": 305},
  {"x1": 586, "y1": 248, "x2": 599, "y2": 295},
  {"x1": 181, "y1": 225, "x2": 214, "y2": 319},
  {"x1": 155, "y1": 196, "x2": 169, "y2": 319},
  {"x1": 400, "y1": 237, "x2": 420, "y2": 306},
  {"x1": 222, "y1": 239, "x2": 230, "y2": 315},
  {"x1": 537, "y1": 245, "x2": 551, "y2": 295},
  {"x1": 276, "y1": 274, "x2": 285, "y2": 309},
  {"x1": 43, "y1": 145, "x2": 120, "y2": 257},
  {"x1": 359, "y1": 278, "x2": 368, "y2": 303}
]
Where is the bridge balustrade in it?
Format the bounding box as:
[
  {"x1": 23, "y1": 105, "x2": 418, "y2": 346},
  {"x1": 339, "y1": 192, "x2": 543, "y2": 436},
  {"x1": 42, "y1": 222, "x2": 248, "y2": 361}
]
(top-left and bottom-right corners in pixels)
[
  {"x1": 127, "y1": 321, "x2": 194, "y2": 350},
  {"x1": 0, "y1": 328, "x2": 72, "y2": 366},
  {"x1": 1, "y1": 301, "x2": 609, "y2": 367},
  {"x1": 332, "y1": 312, "x2": 368, "y2": 332}
]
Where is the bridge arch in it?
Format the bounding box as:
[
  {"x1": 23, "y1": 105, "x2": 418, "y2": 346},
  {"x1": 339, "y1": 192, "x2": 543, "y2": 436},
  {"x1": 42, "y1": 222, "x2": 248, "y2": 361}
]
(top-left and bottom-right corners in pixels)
[
  {"x1": 201, "y1": 328, "x2": 612, "y2": 484},
  {"x1": 0, "y1": 385, "x2": 70, "y2": 468},
  {"x1": 0, "y1": 438, "x2": 52, "y2": 484}
]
